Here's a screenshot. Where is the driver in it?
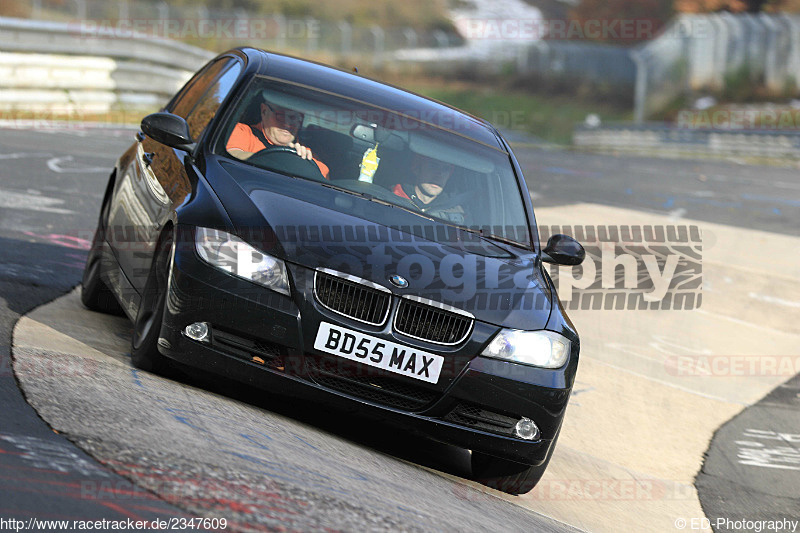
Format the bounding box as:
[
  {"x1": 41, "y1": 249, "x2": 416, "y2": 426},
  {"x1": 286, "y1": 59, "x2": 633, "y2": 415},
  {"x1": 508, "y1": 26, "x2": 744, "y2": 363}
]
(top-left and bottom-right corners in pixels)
[
  {"x1": 226, "y1": 96, "x2": 329, "y2": 179},
  {"x1": 392, "y1": 154, "x2": 465, "y2": 224}
]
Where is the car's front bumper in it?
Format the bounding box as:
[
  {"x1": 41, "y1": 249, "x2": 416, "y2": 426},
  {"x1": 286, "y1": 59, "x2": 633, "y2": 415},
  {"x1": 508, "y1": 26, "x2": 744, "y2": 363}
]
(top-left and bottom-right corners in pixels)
[{"x1": 157, "y1": 229, "x2": 575, "y2": 466}]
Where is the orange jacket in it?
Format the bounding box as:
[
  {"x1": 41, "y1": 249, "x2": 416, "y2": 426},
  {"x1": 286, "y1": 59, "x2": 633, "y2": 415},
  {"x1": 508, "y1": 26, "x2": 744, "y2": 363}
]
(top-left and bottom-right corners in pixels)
[{"x1": 227, "y1": 123, "x2": 330, "y2": 179}]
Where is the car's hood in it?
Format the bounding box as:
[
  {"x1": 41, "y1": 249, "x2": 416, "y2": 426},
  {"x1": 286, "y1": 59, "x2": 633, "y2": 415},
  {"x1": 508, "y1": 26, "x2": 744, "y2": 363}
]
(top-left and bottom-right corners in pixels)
[{"x1": 215, "y1": 161, "x2": 553, "y2": 330}]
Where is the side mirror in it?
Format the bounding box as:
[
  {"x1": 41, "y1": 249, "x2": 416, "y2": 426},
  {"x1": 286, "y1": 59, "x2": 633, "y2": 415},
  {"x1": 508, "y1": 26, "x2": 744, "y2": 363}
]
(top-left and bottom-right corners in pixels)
[
  {"x1": 141, "y1": 112, "x2": 195, "y2": 152},
  {"x1": 541, "y1": 234, "x2": 585, "y2": 266}
]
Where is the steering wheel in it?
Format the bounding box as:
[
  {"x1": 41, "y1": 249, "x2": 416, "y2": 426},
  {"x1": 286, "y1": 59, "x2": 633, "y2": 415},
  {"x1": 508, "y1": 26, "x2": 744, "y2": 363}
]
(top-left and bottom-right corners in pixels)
[
  {"x1": 249, "y1": 145, "x2": 325, "y2": 181},
  {"x1": 253, "y1": 146, "x2": 301, "y2": 156}
]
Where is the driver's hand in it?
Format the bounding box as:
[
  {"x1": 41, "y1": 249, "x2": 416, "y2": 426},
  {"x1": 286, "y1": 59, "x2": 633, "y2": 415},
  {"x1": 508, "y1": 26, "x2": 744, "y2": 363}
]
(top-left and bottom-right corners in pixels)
[{"x1": 289, "y1": 142, "x2": 313, "y2": 160}]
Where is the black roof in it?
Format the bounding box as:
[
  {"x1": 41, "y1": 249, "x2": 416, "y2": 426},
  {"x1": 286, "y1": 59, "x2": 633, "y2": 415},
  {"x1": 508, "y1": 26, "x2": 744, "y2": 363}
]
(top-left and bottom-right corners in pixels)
[{"x1": 233, "y1": 47, "x2": 505, "y2": 150}]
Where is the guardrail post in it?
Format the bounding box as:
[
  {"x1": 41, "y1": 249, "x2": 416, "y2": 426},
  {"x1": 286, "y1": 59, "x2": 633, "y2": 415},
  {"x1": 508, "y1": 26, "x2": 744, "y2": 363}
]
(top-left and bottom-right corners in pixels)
[
  {"x1": 338, "y1": 21, "x2": 351, "y2": 56},
  {"x1": 516, "y1": 44, "x2": 529, "y2": 75},
  {"x1": 119, "y1": 0, "x2": 129, "y2": 22},
  {"x1": 370, "y1": 25, "x2": 384, "y2": 67},
  {"x1": 274, "y1": 14, "x2": 286, "y2": 50},
  {"x1": 197, "y1": 5, "x2": 209, "y2": 24},
  {"x1": 306, "y1": 17, "x2": 318, "y2": 54},
  {"x1": 157, "y1": 2, "x2": 169, "y2": 22},
  {"x1": 73, "y1": 0, "x2": 87, "y2": 21},
  {"x1": 403, "y1": 28, "x2": 417, "y2": 48},
  {"x1": 631, "y1": 49, "x2": 647, "y2": 124},
  {"x1": 433, "y1": 29, "x2": 447, "y2": 48},
  {"x1": 710, "y1": 14, "x2": 728, "y2": 91}
]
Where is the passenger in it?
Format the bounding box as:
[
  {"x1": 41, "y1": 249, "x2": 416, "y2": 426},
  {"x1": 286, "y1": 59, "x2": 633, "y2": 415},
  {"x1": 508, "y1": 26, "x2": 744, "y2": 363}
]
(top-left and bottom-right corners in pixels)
[
  {"x1": 227, "y1": 97, "x2": 329, "y2": 179},
  {"x1": 392, "y1": 154, "x2": 465, "y2": 224}
]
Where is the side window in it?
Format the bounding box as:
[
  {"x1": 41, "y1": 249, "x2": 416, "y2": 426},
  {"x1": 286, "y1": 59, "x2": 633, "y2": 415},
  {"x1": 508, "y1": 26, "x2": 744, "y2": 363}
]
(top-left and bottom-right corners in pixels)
[
  {"x1": 185, "y1": 62, "x2": 242, "y2": 141},
  {"x1": 169, "y1": 59, "x2": 229, "y2": 119}
]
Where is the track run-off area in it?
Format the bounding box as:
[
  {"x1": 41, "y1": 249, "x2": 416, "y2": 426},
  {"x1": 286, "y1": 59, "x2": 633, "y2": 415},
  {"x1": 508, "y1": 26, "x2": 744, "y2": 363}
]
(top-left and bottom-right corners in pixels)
[{"x1": 2, "y1": 124, "x2": 798, "y2": 532}]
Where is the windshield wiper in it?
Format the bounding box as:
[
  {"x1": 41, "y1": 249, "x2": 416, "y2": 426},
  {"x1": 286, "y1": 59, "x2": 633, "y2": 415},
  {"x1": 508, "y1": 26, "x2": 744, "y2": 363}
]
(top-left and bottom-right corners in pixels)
[
  {"x1": 458, "y1": 227, "x2": 529, "y2": 249},
  {"x1": 319, "y1": 181, "x2": 368, "y2": 197},
  {"x1": 320, "y1": 182, "x2": 438, "y2": 222},
  {"x1": 319, "y1": 182, "x2": 527, "y2": 248}
]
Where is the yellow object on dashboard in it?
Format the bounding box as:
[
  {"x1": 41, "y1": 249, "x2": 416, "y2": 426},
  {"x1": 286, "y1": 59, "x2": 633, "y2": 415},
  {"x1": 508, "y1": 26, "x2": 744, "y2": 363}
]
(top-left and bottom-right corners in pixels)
[{"x1": 358, "y1": 143, "x2": 380, "y2": 183}]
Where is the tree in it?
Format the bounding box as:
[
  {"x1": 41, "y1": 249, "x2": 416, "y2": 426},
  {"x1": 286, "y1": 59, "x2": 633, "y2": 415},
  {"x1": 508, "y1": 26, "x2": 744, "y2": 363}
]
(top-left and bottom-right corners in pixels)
[
  {"x1": 567, "y1": 0, "x2": 674, "y2": 43},
  {"x1": 674, "y1": 0, "x2": 800, "y2": 12}
]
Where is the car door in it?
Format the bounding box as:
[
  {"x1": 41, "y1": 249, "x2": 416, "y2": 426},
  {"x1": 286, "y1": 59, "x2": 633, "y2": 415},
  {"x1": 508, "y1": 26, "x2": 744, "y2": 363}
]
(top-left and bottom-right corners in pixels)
[{"x1": 108, "y1": 57, "x2": 243, "y2": 295}]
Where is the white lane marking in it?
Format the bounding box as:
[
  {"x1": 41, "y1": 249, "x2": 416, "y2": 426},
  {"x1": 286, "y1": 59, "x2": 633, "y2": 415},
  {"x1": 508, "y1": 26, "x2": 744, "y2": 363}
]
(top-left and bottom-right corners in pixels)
[
  {"x1": 772, "y1": 181, "x2": 800, "y2": 190},
  {"x1": 695, "y1": 309, "x2": 798, "y2": 337},
  {"x1": 47, "y1": 155, "x2": 107, "y2": 173},
  {"x1": 0, "y1": 433, "x2": 112, "y2": 477},
  {"x1": 708, "y1": 173, "x2": 800, "y2": 191},
  {"x1": 0, "y1": 152, "x2": 51, "y2": 160},
  {"x1": 669, "y1": 208, "x2": 687, "y2": 218},
  {"x1": 701, "y1": 258, "x2": 800, "y2": 283},
  {"x1": 748, "y1": 292, "x2": 800, "y2": 309},
  {"x1": 41, "y1": 129, "x2": 91, "y2": 137},
  {"x1": 736, "y1": 429, "x2": 800, "y2": 471},
  {"x1": 0, "y1": 188, "x2": 75, "y2": 214}
]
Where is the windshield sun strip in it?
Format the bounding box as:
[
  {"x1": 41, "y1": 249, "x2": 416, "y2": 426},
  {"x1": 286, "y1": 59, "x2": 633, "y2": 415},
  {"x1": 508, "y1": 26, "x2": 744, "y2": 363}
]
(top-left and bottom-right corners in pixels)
[{"x1": 253, "y1": 74, "x2": 508, "y2": 154}]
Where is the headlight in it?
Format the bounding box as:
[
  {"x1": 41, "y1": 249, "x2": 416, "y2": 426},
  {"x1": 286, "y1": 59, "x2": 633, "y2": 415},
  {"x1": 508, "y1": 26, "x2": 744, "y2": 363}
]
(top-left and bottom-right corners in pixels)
[
  {"x1": 195, "y1": 227, "x2": 290, "y2": 296},
  {"x1": 481, "y1": 329, "x2": 570, "y2": 369}
]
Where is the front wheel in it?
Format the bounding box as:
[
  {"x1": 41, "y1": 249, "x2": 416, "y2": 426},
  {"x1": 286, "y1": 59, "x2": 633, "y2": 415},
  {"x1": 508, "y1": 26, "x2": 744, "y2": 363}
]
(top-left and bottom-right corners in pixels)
[
  {"x1": 81, "y1": 228, "x2": 123, "y2": 315},
  {"x1": 130, "y1": 232, "x2": 174, "y2": 375}
]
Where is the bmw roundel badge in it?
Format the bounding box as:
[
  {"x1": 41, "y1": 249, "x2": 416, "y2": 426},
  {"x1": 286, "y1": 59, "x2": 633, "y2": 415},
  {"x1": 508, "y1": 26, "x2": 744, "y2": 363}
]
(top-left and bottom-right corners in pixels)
[{"x1": 389, "y1": 274, "x2": 409, "y2": 288}]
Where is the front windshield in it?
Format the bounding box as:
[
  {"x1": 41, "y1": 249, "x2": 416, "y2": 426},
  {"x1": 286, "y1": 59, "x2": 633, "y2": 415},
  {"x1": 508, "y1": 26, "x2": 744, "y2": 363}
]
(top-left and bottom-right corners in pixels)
[{"x1": 217, "y1": 76, "x2": 532, "y2": 248}]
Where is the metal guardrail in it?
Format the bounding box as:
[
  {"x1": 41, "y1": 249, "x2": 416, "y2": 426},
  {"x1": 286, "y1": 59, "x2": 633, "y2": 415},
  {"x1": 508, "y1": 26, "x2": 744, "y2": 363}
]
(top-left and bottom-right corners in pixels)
[
  {"x1": 0, "y1": 17, "x2": 214, "y2": 71},
  {"x1": 574, "y1": 122, "x2": 800, "y2": 159},
  {"x1": 0, "y1": 17, "x2": 214, "y2": 113}
]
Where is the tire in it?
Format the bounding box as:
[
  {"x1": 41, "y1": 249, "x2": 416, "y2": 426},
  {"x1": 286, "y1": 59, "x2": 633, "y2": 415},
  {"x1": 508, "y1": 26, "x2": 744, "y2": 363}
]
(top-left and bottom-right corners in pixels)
[
  {"x1": 130, "y1": 231, "x2": 174, "y2": 375},
  {"x1": 81, "y1": 227, "x2": 124, "y2": 315},
  {"x1": 472, "y1": 431, "x2": 560, "y2": 495}
]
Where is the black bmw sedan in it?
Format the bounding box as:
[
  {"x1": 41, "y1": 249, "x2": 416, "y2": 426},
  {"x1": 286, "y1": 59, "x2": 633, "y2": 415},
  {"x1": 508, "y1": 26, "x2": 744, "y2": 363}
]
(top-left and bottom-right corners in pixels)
[{"x1": 81, "y1": 47, "x2": 585, "y2": 495}]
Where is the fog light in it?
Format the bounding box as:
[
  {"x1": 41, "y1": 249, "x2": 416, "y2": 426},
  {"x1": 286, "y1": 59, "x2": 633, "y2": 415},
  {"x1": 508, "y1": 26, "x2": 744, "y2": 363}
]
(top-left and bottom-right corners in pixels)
[
  {"x1": 514, "y1": 417, "x2": 540, "y2": 441},
  {"x1": 184, "y1": 322, "x2": 210, "y2": 343}
]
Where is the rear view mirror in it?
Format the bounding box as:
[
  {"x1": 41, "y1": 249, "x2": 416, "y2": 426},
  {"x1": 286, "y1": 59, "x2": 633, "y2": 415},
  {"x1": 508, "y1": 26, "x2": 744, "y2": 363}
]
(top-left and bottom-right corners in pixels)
[
  {"x1": 542, "y1": 234, "x2": 585, "y2": 265},
  {"x1": 351, "y1": 123, "x2": 375, "y2": 143},
  {"x1": 141, "y1": 112, "x2": 195, "y2": 152}
]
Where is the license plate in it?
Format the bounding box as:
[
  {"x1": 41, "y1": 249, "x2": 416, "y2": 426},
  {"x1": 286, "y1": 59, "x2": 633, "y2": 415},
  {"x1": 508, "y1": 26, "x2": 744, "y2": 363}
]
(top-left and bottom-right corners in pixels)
[{"x1": 313, "y1": 322, "x2": 444, "y2": 384}]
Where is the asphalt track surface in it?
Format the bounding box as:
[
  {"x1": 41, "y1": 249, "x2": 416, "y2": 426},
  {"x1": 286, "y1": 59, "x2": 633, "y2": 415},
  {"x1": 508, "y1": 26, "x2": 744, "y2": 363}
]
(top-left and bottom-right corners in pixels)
[
  {"x1": 0, "y1": 126, "x2": 576, "y2": 531},
  {"x1": 1, "y1": 124, "x2": 798, "y2": 531},
  {"x1": 0, "y1": 127, "x2": 195, "y2": 524}
]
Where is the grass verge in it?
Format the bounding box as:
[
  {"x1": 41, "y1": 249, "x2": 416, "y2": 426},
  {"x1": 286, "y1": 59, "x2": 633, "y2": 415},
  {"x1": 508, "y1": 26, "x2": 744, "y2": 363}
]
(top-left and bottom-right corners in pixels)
[{"x1": 402, "y1": 81, "x2": 631, "y2": 145}]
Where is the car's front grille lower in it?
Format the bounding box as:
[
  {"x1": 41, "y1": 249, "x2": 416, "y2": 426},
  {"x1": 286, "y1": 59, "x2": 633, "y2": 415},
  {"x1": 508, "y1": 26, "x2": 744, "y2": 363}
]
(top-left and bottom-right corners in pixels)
[
  {"x1": 306, "y1": 358, "x2": 439, "y2": 411},
  {"x1": 394, "y1": 299, "x2": 473, "y2": 345},
  {"x1": 314, "y1": 271, "x2": 391, "y2": 325},
  {"x1": 212, "y1": 329, "x2": 285, "y2": 371},
  {"x1": 443, "y1": 403, "x2": 518, "y2": 437}
]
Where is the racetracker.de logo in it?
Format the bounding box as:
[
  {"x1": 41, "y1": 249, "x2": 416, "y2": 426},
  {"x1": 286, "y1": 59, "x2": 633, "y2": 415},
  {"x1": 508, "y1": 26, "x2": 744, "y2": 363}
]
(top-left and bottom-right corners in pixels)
[{"x1": 665, "y1": 355, "x2": 800, "y2": 377}]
